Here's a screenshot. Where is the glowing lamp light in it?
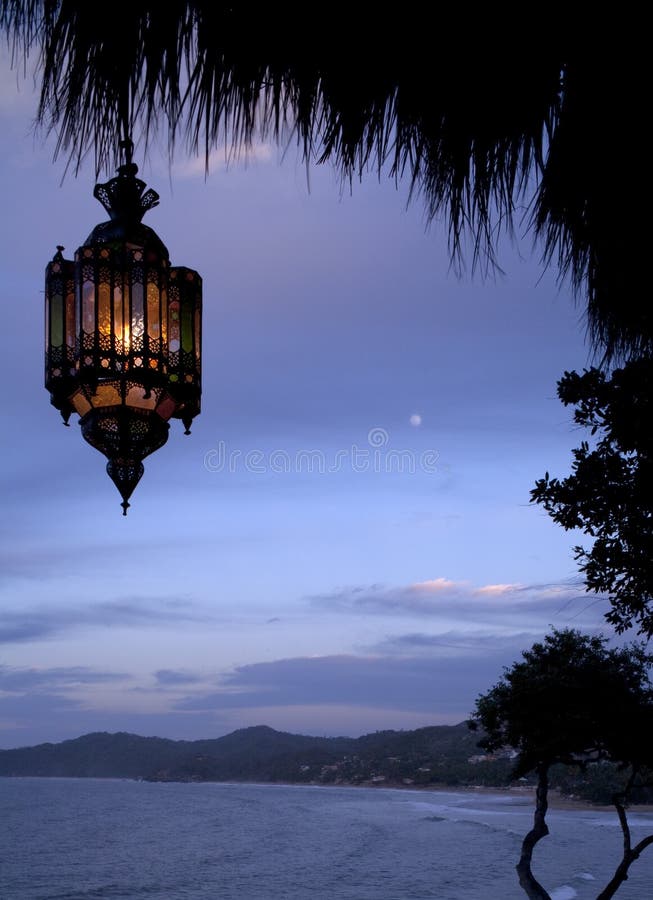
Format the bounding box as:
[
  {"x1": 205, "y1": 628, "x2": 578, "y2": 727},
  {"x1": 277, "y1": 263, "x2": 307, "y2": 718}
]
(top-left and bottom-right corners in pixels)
[{"x1": 45, "y1": 141, "x2": 202, "y2": 514}]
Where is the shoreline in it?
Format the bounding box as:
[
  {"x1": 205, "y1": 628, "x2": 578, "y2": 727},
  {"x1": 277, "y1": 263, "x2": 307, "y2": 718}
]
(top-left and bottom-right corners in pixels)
[
  {"x1": 367, "y1": 781, "x2": 653, "y2": 812},
  {"x1": 6, "y1": 774, "x2": 653, "y2": 813},
  {"x1": 382, "y1": 782, "x2": 653, "y2": 813},
  {"x1": 291, "y1": 780, "x2": 653, "y2": 813},
  {"x1": 190, "y1": 778, "x2": 653, "y2": 813}
]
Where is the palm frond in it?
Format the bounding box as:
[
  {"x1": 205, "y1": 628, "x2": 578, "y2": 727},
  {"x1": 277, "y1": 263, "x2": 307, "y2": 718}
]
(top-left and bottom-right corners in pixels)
[{"x1": 1, "y1": 4, "x2": 648, "y2": 360}]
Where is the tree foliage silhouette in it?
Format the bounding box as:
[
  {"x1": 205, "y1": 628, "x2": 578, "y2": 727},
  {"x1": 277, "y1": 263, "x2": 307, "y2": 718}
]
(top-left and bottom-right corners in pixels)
[
  {"x1": 471, "y1": 629, "x2": 653, "y2": 900},
  {"x1": 1, "y1": 4, "x2": 649, "y2": 359},
  {"x1": 531, "y1": 358, "x2": 653, "y2": 636}
]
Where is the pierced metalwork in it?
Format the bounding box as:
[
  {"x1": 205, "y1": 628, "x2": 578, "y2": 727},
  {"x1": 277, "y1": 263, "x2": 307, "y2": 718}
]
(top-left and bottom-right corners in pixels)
[
  {"x1": 45, "y1": 145, "x2": 202, "y2": 514},
  {"x1": 93, "y1": 166, "x2": 160, "y2": 225}
]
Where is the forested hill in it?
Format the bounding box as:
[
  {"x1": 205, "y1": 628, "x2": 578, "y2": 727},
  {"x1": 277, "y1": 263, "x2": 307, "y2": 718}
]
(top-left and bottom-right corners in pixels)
[{"x1": 0, "y1": 723, "x2": 498, "y2": 787}]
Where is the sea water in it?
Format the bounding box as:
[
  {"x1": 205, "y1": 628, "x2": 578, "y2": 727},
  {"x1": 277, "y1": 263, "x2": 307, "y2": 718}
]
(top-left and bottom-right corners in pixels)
[{"x1": 1, "y1": 779, "x2": 652, "y2": 899}]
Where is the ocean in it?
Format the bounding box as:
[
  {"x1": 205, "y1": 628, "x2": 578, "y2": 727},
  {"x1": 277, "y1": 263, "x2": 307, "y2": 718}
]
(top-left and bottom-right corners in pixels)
[{"x1": 1, "y1": 779, "x2": 652, "y2": 899}]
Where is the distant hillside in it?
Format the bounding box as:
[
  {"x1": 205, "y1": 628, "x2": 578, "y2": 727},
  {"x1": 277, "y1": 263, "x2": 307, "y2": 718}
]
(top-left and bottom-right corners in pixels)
[
  {"x1": 0, "y1": 723, "x2": 501, "y2": 787},
  {"x1": 0, "y1": 731, "x2": 187, "y2": 779},
  {"x1": 3, "y1": 725, "x2": 649, "y2": 804}
]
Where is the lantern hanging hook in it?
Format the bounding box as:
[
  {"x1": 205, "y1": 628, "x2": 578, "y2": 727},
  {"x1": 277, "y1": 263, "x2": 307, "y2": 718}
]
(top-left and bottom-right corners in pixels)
[
  {"x1": 119, "y1": 136, "x2": 134, "y2": 169},
  {"x1": 117, "y1": 75, "x2": 134, "y2": 170}
]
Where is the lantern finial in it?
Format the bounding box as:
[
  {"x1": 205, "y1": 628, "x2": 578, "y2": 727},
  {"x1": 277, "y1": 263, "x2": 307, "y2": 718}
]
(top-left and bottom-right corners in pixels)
[{"x1": 106, "y1": 460, "x2": 145, "y2": 516}]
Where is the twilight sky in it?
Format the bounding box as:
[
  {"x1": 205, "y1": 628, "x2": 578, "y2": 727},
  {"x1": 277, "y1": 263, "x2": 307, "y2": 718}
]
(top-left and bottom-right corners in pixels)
[{"x1": 0, "y1": 50, "x2": 612, "y2": 748}]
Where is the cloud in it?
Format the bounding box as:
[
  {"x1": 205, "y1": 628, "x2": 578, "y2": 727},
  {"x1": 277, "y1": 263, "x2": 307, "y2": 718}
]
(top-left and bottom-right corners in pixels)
[
  {"x1": 0, "y1": 696, "x2": 229, "y2": 750},
  {"x1": 412, "y1": 578, "x2": 461, "y2": 593},
  {"x1": 170, "y1": 142, "x2": 274, "y2": 178},
  {"x1": 0, "y1": 664, "x2": 219, "y2": 748},
  {"x1": 0, "y1": 691, "x2": 81, "y2": 718},
  {"x1": 0, "y1": 538, "x2": 212, "y2": 585},
  {"x1": 474, "y1": 583, "x2": 522, "y2": 596},
  {"x1": 154, "y1": 669, "x2": 202, "y2": 686},
  {"x1": 0, "y1": 545, "x2": 79, "y2": 584},
  {"x1": 0, "y1": 666, "x2": 129, "y2": 693},
  {"x1": 172, "y1": 652, "x2": 511, "y2": 716},
  {"x1": 309, "y1": 578, "x2": 608, "y2": 631},
  {"x1": 0, "y1": 596, "x2": 212, "y2": 645},
  {"x1": 368, "y1": 630, "x2": 538, "y2": 656}
]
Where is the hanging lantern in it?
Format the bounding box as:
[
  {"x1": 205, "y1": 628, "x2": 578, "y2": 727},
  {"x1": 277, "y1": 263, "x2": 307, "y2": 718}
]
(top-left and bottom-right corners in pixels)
[{"x1": 45, "y1": 142, "x2": 202, "y2": 515}]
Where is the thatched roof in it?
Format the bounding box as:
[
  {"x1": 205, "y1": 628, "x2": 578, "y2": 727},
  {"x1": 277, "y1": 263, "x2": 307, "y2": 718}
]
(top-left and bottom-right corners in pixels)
[{"x1": 1, "y1": 4, "x2": 648, "y2": 360}]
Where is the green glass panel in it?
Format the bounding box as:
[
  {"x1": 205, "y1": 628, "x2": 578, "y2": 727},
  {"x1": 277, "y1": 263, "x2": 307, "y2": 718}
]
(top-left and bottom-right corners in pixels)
[
  {"x1": 182, "y1": 303, "x2": 193, "y2": 352},
  {"x1": 50, "y1": 294, "x2": 63, "y2": 346},
  {"x1": 169, "y1": 299, "x2": 180, "y2": 352}
]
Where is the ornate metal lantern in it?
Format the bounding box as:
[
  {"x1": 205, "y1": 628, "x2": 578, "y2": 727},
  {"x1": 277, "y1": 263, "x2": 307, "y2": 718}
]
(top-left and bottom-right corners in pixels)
[{"x1": 45, "y1": 142, "x2": 202, "y2": 514}]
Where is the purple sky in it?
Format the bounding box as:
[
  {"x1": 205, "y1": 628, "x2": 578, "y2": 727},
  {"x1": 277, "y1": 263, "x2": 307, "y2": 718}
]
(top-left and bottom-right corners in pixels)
[{"x1": 0, "y1": 49, "x2": 611, "y2": 748}]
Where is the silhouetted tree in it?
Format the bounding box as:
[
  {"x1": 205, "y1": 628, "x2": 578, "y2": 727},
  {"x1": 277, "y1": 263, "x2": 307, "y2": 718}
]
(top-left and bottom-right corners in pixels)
[
  {"x1": 0, "y1": 5, "x2": 649, "y2": 359},
  {"x1": 470, "y1": 629, "x2": 653, "y2": 900},
  {"x1": 531, "y1": 358, "x2": 653, "y2": 636}
]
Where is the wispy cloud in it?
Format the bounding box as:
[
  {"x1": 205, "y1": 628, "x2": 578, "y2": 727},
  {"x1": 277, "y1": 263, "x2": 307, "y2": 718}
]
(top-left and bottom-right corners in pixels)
[
  {"x1": 0, "y1": 597, "x2": 211, "y2": 645},
  {"x1": 412, "y1": 578, "x2": 461, "y2": 593},
  {"x1": 474, "y1": 583, "x2": 522, "y2": 596},
  {"x1": 368, "y1": 630, "x2": 540, "y2": 657},
  {"x1": 0, "y1": 666, "x2": 129, "y2": 693},
  {"x1": 154, "y1": 669, "x2": 202, "y2": 687},
  {"x1": 0, "y1": 691, "x2": 81, "y2": 720},
  {"x1": 170, "y1": 142, "x2": 274, "y2": 178},
  {"x1": 309, "y1": 578, "x2": 607, "y2": 631},
  {"x1": 0, "y1": 539, "x2": 209, "y2": 585}
]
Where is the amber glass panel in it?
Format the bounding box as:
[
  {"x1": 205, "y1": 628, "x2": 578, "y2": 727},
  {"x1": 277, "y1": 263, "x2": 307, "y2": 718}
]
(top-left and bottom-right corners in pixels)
[
  {"x1": 65, "y1": 289, "x2": 76, "y2": 348},
  {"x1": 159, "y1": 287, "x2": 167, "y2": 343},
  {"x1": 131, "y1": 275, "x2": 144, "y2": 341},
  {"x1": 82, "y1": 281, "x2": 95, "y2": 334},
  {"x1": 98, "y1": 282, "x2": 111, "y2": 340},
  {"x1": 91, "y1": 383, "x2": 121, "y2": 407},
  {"x1": 147, "y1": 281, "x2": 160, "y2": 340},
  {"x1": 112, "y1": 280, "x2": 124, "y2": 350},
  {"x1": 194, "y1": 307, "x2": 201, "y2": 365},
  {"x1": 70, "y1": 391, "x2": 92, "y2": 417},
  {"x1": 126, "y1": 385, "x2": 157, "y2": 410}
]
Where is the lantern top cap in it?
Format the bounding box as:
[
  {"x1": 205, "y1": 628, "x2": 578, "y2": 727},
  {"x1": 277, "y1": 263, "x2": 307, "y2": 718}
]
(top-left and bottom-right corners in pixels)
[
  {"x1": 93, "y1": 140, "x2": 160, "y2": 226},
  {"x1": 84, "y1": 139, "x2": 168, "y2": 256}
]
